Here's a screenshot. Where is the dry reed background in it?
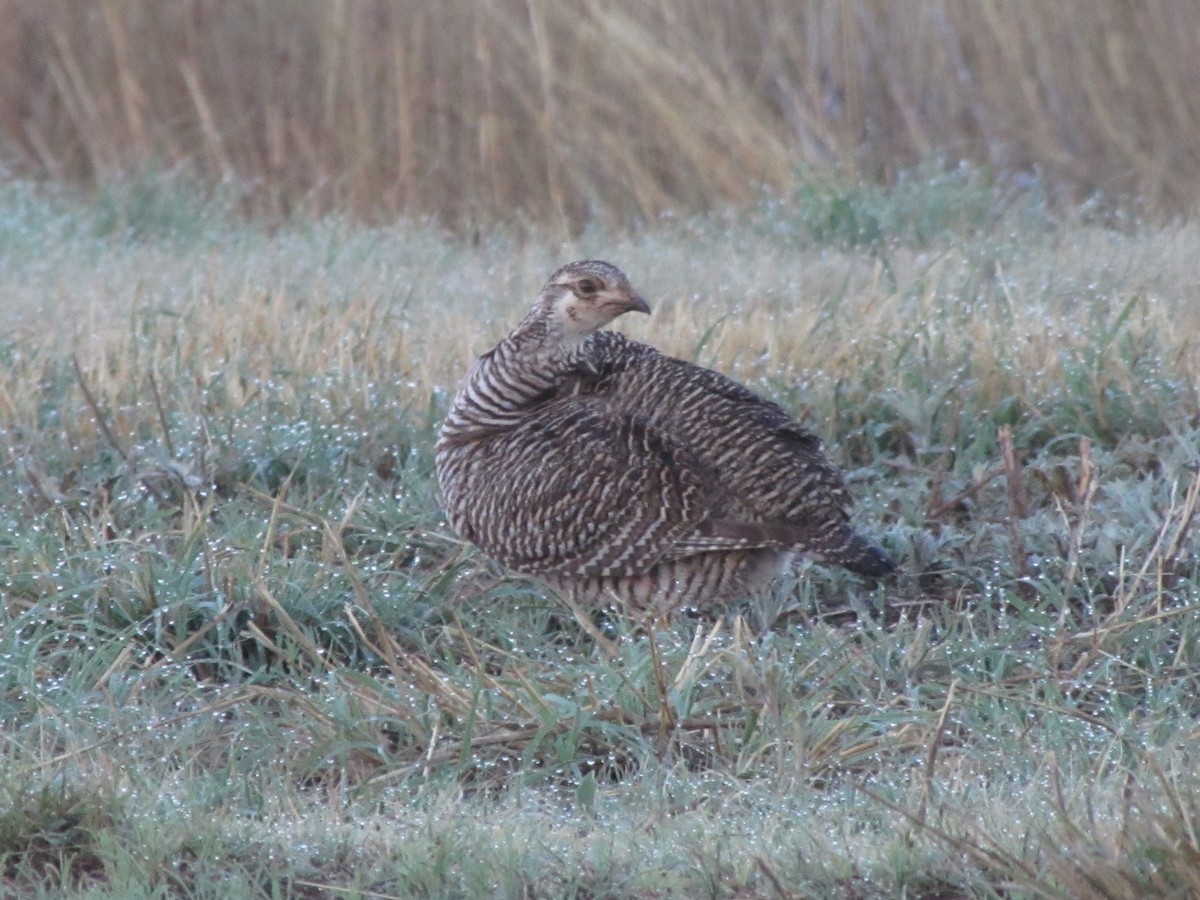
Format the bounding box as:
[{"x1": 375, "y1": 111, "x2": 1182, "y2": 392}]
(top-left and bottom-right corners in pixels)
[{"x1": 2, "y1": 0, "x2": 1199, "y2": 229}]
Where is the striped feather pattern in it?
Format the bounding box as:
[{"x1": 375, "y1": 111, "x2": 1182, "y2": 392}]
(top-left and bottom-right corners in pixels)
[
  {"x1": 565, "y1": 331, "x2": 897, "y2": 578},
  {"x1": 435, "y1": 260, "x2": 895, "y2": 617}
]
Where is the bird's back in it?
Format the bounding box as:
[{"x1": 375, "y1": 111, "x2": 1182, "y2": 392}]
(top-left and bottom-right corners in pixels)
[{"x1": 567, "y1": 332, "x2": 896, "y2": 577}]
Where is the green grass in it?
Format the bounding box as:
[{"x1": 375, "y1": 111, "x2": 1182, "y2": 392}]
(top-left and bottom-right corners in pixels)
[{"x1": 2, "y1": 173, "x2": 1200, "y2": 897}]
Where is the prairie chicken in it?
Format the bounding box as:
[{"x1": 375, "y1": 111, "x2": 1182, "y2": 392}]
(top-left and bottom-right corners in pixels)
[{"x1": 436, "y1": 260, "x2": 896, "y2": 616}]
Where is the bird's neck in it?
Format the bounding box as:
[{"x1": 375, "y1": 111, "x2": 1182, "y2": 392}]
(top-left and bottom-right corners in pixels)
[{"x1": 440, "y1": 318, "x2": 593, "y2": 438}]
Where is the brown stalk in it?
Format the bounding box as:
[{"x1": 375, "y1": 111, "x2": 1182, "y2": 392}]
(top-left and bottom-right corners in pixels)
[
  {"x1": 646, "y1": 630, "x2": 677, "y2": 752},
  {"x1": 921, "y1": 464, "x2": 1006, "y2": 521},
  {"x1": 858, "y1": 785, "x2": 1046, "y2": 892},
  {"x1": 915, "y1": 678, "x2": 958, "y2": 826},
  {"x1": 147, "y1": 371, "x2": 175, "y2": 458},
  {"x1": 752, "y1": 855, "x2": 795, "y2": 900},
  {"x1": 99, "y1": 0, "x2": 146, "y2": 150},
  {"x1": 72, "y1": 354, "x2": 132, "y2": 467},
  {"x1": 998, "y1": 425, "x2": 1030, "y2": 579},
  {"x1": 1067, "y1": 437, "x2": 1097, "y2": 580},
  {"x1": 1160, "y1": 468, "x2": 1200, "y2": 580},
  {"x1": 252, "y1": 581, "x2": 336, "y2": 673},
  {"x1": 73, "y1": 353, "x2": 179, "y2": 509},
  {"x1": 178, "y1": 56, "x2": 233, "y2": 179},
  {"x1": 14, "y1": 688, "x2": 253, "y2": 779}
]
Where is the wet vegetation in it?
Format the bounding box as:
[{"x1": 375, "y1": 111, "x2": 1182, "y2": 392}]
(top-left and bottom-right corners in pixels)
[{"x1": 1, "y1": 171, "x2": 1199, "y2": 897}]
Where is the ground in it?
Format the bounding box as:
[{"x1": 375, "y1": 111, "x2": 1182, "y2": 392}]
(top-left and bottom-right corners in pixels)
[{"x1": 2, "y1": 175, "x2": 1199, "y2": 897}]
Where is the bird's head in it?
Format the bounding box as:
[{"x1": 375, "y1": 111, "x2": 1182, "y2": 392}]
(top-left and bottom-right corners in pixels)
[{"x1": 537, "y1": 260, "x2": 650, "y2": 340}]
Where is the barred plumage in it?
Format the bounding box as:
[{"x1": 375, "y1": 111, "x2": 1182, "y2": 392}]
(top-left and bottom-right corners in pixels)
[{"x1": 436, "y1": 260, "x2": 896, "y2": 616}]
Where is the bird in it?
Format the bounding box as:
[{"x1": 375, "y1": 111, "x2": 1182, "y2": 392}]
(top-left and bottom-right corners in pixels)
[{"x1": 435, "y1": 260, "x2": 896, "y2": 617}]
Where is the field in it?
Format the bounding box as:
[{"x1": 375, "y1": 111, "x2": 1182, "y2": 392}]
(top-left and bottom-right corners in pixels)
[
  {"x1": 2, "y1": 2, "x2": 1200, "y2": 894},
  {"x1": 1, "y1": 172, "x2": 1199, "y2": 898}
]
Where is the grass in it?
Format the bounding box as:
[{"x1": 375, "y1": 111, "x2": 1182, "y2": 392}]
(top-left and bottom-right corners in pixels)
[
  {"x1": 2, "y1": 1, "x2": 1200, "y2": 228},
  {"x1": 2, "y1": 171, "x2": 1200, "y2": 897}
]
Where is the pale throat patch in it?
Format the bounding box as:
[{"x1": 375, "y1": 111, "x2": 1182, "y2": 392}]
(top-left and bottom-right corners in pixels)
[{"x1": 555, "y1": 296, "x2": 599, "y2": 338}]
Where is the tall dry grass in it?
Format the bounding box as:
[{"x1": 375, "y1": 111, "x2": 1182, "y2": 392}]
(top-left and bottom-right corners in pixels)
[{"x1": 1, "y1": 0, "x2": 1199, "y2": 229}]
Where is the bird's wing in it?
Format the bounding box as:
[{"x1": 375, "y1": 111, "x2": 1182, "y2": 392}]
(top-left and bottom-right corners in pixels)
[
  {"x1": 458, "y1": 397, "x2": 774, "y2": 579},
  {"x1": 662, "y1": 519, "x2": 810, "y2": 559},
  {"x1": 582, "y1": 333, "x2": 856, "y2": 521}
]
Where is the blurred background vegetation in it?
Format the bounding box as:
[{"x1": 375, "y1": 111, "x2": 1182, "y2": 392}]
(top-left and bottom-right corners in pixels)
[{"x1": 1, "y1": 0, "x2": 1198, "y2": 231}]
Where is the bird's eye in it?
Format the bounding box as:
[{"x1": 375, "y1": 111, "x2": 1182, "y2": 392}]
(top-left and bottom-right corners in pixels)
[{"x1": 576, "y1": 278, "x2": 598, "y2": 295}]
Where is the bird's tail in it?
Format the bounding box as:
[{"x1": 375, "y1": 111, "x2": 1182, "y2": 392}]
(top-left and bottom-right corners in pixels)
[{"x1": 823, "y1": 527, "x2": 898, "y2": 577}]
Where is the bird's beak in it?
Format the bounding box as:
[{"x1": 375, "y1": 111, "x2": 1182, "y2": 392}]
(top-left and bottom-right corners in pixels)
[{"x1": 625, "y1": 291, "x2": 651, "y2": 315}]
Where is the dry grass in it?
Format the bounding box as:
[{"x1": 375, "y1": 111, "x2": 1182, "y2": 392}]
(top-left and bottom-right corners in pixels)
[
  {"x1": 9, "y1": 214, "x2": 1199, "y2": 462},
  {"x1": 2, "y1": 1, "x2": 1199, "y2": 229}
]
